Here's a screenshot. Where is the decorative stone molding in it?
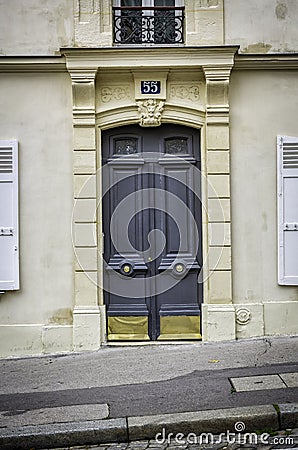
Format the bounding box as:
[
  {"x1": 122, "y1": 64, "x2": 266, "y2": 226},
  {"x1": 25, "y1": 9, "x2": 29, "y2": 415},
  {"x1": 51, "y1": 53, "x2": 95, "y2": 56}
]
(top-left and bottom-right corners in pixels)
[
  {"x1": 234, "y1": 54, "x2": 298, "y2": 70},
  {"x1": 0, "y1": 57, "x2": 66, "y2": 73},
  {"x1": 67, "y1": 67, "x2": 101, "y2": 350},
  {"x1": 169, "y1": 84, "x2": 200, "y2": 103},
  {"x1": 236, "y1": 307, "x2": 252, "y2": 325},
  {"x1": 202, "y1": 64, "x2": 233, "y2": 308},
  {"x1": 203, "y1": 66, "x2": 232, "y2": 119},
  {"x1": 136, "y1": 99, "x2": 165, "y2": 127},
  {"x1": 70, "y1": 69, "x2": 97, "y2": 127},
  {"x1": 100, "y1": 86, "x2": 131, "y2": 103},
  {"x1": 61, "y1": 47, "x2": 238, "y2": 345}
]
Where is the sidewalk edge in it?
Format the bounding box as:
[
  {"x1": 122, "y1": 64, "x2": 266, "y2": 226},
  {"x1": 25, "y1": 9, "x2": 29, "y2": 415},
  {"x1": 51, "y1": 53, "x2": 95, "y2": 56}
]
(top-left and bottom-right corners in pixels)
[{"x1": 1, "y1": 404, "x2": 297, "y2": 449}]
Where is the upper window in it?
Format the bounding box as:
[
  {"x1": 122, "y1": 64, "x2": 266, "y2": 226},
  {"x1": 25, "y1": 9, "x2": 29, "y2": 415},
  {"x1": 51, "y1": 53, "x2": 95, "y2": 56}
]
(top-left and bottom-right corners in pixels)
[{"x1": 113, "y1": 0, "x2": 184, "y2": 45}]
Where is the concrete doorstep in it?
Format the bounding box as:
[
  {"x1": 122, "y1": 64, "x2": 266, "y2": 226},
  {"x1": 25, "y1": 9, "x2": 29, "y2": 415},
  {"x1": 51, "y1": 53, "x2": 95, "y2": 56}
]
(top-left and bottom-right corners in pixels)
[{"x1": 0, "y1": 403, "x2": 297, "y2": 450}]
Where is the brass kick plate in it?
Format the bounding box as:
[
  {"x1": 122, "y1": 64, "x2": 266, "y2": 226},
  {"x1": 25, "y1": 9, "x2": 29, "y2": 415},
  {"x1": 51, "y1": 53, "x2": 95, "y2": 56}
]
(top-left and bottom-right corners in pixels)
[
  {"x1": 108, "y1": 316, "x2": 150, "y2": 341},
  {"x1": 158, "y1": 315, "x2": 201, "y2": 340}
]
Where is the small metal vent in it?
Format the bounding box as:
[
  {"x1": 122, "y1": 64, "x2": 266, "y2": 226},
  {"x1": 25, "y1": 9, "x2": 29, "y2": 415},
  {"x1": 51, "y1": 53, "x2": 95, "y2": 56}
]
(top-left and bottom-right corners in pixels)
[
  {"x1": 0, "y1": 148, "x2": 13, "y2": 173},
  {"x1": 283, "y1": 142, "x2": 298, "y2": 169}
]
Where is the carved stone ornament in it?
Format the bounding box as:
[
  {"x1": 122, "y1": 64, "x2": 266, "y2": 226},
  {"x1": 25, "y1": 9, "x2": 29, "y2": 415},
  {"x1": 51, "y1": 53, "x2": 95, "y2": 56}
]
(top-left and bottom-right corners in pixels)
[
  {"x1": 170, "y1": 85, "x2": 200, "y2": 102},
  {"x1": 198, "y1": 0, "x2": 219, "y2": 7},
  {"x1": 136, "y1": 99, "x2": 165, "y2": 127},
  {"x1": 100, "y1": 86, "x2": 131, "y2": 103},
  {"x1": 236, "y1": 307, "x2": 251, "y2": 325}
]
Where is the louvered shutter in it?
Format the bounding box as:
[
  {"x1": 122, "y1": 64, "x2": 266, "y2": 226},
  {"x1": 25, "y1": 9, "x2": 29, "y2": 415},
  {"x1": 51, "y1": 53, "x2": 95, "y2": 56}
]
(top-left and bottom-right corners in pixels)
[
  {"x1": 277, "y1": 135, "x2": 298, "y2": 285},
  {"x1": 0, "y1": 140, "x2": 19, "y2": 291}
]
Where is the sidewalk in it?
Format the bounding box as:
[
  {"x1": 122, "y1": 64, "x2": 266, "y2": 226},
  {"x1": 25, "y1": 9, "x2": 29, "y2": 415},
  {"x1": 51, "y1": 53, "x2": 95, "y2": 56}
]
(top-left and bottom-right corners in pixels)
[{"x1": 0, "y1": 336, "x2": 297, "y2": 449}]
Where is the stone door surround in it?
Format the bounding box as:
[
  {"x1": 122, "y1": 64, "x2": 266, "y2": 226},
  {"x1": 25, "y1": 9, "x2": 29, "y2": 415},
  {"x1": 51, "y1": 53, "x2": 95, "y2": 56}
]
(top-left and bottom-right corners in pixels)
[{"x1": 63, "y1": 46, "x2": 238, "y2": 349}]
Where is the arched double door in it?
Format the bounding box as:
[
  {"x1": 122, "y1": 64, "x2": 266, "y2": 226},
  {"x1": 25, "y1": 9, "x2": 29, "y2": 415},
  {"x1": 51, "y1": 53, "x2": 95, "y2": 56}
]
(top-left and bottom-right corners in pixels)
[{"x1": 102, "y1": 124, "x2": 202, "y2": 340}]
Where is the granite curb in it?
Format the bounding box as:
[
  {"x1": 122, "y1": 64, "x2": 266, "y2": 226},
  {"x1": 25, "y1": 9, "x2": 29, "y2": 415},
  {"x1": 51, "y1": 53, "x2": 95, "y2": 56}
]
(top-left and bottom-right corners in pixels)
[
  {"x1": 0, "y1": 418, "x2": 128, "y2": 450},
  {"x1": 0, "y1": 403, "x2": 297, "y2": 450}
]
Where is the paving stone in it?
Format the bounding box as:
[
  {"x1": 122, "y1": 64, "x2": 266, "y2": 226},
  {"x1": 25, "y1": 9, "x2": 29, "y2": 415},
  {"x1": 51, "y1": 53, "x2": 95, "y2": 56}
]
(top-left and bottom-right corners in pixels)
[
  {"x1": 107, "y1": 445, "x2": 128, "y2": 450},
  {"x1": 167, "y1": 443, "x2": 188, "y2": 447},
  {"x1": 229, "y1": 375, "x2": 286, "y2": 392},
  {"x1": 235, "y1": 447, "x2": 257, "y2": 449},
  {"x1": 166, "y1": 444, "x2": 188, "y2": 450},
  {"x1": 279, "y1": 372, "x2": 298, "y2": 388},
  {"x1": 88, "y1": 447, "x2": 110, "y2": 450},
  {"x1": 146, "y1": 447, "x2": 166, "y2": 450},
  {"x1": 278, "y1": 403, "x2": 298, "y2": 429},
  {"x1": 43, "y1": 427, "x2": 298, "y2": 450},
  {"x1": 0, "y1": 404, "x2": 110, "y2": 428},
  {"x1": 184, "y1": 445, "x2": 200, "y2": 449},
  {"x1": 206, "y1": 444, "x2": 231, "y2": 450},
  {"x1": 251, "y1": 446, "x2": 271, "y2": 450},
  {"x1": 148, "y1": 444, "x2": 166, "y2": 447},
  {"x1": 186, "y1": 446, "x2": 202, "y2": 450},
  {"x1": 129, "y1": 442, "x2": 149, "y2": 449}
]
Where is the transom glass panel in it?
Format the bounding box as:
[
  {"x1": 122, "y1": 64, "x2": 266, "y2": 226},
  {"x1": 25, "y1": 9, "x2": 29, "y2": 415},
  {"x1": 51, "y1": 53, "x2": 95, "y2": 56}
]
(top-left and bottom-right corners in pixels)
[
  {"x1": 165, "y1": 137, "x2": 189, "y2": 154},
  {"x1": 114, "y1": 138, "x2": 138, "y2": 155}
]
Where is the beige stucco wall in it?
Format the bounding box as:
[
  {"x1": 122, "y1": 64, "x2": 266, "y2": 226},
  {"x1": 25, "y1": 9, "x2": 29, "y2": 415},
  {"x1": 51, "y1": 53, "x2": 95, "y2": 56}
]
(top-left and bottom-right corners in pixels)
[
  {"x1": 230, "y1": 69, "x2": 298, "y2": 337},
  {"x1": 0, "y1": 72, "x2": 74, "y2": 355},
  {"x1": 224, "y1": 0, "x2": 298, "y2": 53},
  {"x1": 0, "y1": 0, "x2": 73, "y2": 55}
]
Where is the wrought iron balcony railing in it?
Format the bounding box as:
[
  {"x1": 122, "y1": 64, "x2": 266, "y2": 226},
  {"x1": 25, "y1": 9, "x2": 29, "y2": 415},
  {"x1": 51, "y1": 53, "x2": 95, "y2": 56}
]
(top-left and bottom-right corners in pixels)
[{"x1": 113, "y1": 6, "x2": 185, "y2": 45}]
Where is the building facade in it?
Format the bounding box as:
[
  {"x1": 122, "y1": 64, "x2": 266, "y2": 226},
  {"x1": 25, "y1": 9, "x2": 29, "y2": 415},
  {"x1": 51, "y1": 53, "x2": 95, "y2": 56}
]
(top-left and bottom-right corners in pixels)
[{"x1": 0, "y1": 0, "x2": 297, "y2": 356}]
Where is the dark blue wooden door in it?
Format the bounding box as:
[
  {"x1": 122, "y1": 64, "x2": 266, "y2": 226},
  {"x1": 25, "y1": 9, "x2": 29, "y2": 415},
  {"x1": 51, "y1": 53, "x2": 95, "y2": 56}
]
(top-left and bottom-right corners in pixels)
[{"x1": 102, "y1": 124, "x2": 202, "y2": 340}]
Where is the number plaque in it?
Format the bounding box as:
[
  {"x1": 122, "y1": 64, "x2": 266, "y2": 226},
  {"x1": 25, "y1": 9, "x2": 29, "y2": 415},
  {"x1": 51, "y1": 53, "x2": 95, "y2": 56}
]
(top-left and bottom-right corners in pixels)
[{"x1": 141, "y1": 81, "x2": 161, "y2": 95}]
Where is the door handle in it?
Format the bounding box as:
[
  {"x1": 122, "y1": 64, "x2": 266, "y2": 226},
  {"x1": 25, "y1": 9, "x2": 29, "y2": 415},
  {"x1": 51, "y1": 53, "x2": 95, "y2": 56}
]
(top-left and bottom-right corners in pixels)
[
  {"x1": 171, "y1": 260, "x2": 187, "y2": 278},
  {"x1": 119, "y1": 260, "x2": 135, "y2": 277}
]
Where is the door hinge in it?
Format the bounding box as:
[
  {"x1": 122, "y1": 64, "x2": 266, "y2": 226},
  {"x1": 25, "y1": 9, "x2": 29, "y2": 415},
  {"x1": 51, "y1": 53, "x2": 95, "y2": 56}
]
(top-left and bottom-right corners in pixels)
[
  {"x1": 0, "y1": 227, "x2": 13, "y2": 236},
  {"x1": 284, "y1": 223, "x2": 298, "y2": 231}
]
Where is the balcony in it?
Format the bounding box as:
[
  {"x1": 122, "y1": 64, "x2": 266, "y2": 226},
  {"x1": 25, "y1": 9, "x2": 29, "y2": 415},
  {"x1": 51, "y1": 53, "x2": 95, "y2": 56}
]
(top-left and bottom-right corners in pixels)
[{"x1": 113, "y1": 6, "x2": 185, "y2": 45}]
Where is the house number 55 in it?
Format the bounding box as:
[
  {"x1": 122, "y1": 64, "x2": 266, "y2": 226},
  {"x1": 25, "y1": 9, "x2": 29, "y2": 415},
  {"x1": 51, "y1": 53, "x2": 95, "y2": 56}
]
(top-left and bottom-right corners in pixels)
[{"x1": 141, "y1": 81, "x2": 161, "y2": 95}]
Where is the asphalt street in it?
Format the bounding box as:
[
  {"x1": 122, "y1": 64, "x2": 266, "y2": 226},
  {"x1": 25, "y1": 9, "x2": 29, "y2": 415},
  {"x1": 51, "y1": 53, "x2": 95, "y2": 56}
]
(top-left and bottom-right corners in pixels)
[{"x1": 1, "y1": 363, "x2": 298, "y2": 419}]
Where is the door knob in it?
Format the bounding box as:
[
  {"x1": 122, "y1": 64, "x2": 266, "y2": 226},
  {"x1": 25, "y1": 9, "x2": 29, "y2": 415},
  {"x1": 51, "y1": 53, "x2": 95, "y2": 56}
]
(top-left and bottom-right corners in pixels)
[
  {"x1": 172, "y1": 260, "x2": 187, "y2": 278},
  {"x1": 119, "y1": 260, "x2": 135, "y2": 277}
]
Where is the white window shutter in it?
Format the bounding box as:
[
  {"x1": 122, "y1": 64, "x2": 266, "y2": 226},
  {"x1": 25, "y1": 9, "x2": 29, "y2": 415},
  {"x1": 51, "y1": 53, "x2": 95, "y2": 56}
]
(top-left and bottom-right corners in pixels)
[
  {"x1": 0, "y1": 140, "x2": 19, "y2": 291},
  {"x1": 277, "y1": 135, "x2": 298, "y2": 285}
]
